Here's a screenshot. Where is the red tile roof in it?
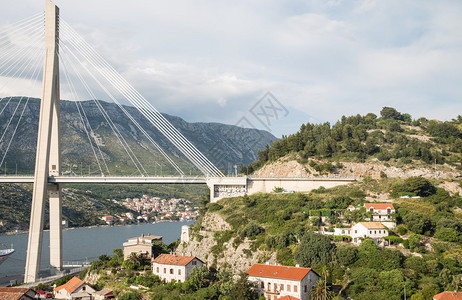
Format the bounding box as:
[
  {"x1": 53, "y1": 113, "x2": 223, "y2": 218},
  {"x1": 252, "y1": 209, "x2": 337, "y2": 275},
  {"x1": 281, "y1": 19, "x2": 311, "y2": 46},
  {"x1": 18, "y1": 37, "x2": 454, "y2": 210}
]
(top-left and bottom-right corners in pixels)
[
  {"x1": 365, "y1": 203, "x2": 394, "y2": 210},
  {"x1": 277, "y1": 296, "x2": 300, "y2": 300},
  {"x1": 433, "y1": 291, "x2": 462, "y2": 300},
  {"x1": 247, "y1": 264, "x2": 315, "y2": 281},
  {"x1": 359, "y1": 222, "x2": 386, "y2": 229},
  {"x1": 54, "y1": 276, "x2": 85, "y2": 294},
  {"x1": 0, "y1": 287, "x2": 35, "y2": 300},
  {"x1": 152, "y1": 254, "x2": 202, "y2": 266}
]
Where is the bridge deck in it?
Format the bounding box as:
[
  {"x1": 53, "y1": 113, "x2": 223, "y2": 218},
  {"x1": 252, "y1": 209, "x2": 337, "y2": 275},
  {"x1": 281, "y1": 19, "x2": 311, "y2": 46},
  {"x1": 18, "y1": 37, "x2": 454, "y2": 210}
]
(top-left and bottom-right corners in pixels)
[{"x1": 0, "y1": 176, "x2": 208, "y2": 184}]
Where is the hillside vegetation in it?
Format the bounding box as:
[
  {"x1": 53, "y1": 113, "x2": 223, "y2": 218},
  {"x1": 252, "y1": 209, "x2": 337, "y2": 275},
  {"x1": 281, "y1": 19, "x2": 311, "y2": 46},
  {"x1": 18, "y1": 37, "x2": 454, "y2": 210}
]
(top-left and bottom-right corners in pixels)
[
  {"x1": 0, "y1": 184, "x2": 133, "y2": 232},
  {"x1": 188, "y1": 176, "x2": 462, "y2": 299},
  {"x1": 242, "y1": 107, "x2": 462, "y2": 175}
]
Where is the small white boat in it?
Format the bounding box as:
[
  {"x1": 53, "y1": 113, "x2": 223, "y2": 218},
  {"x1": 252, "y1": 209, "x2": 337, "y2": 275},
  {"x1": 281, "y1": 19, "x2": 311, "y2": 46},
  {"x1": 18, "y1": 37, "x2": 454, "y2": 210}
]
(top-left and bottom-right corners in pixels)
[{"x1": 0, "y1": 245, "x2": 14, "y2": 265}]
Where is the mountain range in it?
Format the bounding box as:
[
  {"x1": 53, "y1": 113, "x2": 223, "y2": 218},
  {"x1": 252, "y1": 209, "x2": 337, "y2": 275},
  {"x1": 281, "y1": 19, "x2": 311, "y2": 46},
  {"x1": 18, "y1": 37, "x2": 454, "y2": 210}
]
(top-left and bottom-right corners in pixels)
[{"x1": 0, "y1": 97, "x2": 276, "y2": 175}]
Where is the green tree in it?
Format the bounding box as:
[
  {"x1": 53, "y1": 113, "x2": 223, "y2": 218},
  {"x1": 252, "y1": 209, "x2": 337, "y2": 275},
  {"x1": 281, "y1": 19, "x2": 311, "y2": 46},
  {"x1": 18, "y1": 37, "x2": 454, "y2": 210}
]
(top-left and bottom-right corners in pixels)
[
  {"x1": 229, "y1": 272, "x2": 259, "y2": 300},
  {"x1": 118, "y1": 291, "x2": 142, "y2": 300},
  {"x1": 377, "y1": 269, "x2": 407, "y2": 300},
  {"x1": 402, "y1": 177, "x2": 436, "y2": 197},
  {"x1": 187, "y1": 266, "x2": 210, "y2": 291},
  {"x1": 336, "y1": 244, "x2": 358, "y2": 267},
  {"x1": 295, "y1": 233, "x2": 336, "y2": 267},
  {"x1": 380, "y1": 107, "x2": 402, "y2": 120}
]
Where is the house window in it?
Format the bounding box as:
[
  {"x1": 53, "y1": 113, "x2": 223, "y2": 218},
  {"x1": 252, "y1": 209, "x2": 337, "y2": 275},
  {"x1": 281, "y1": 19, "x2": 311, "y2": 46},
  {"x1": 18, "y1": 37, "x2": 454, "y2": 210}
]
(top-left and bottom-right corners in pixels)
[
  {"x1": 374, "y1": 231, "x2": 377, "y2": 234},
  {"x1": 163, "y1": 268, "x2": 166, "y2": 274},
  {"x1": 192, "y1": 260, "x2": 196, "y2": 266},
  {"x1": 304, "y1": 285, "x2": 307, "y2": 293},
  {"x1": 178, "y1": 269, "x2": 181, "y2": 275},
  {"x1": 156, "y1": 267, "x2": 159, "y2": 273},
  {"x1": 355, "y1": 230, "x2": 357, "y2": 234},
  {"x1": 274, "y1": 284, "x2": 277, "y2": 292},
  {"x1": 287, "y1": 285, "x2": 291, "y2": 292},
  {"x1": 261, "y1": 282, "x2": 264, "y2": 289},
  {"x1": 387, "y1": 208, "x2": 391, "y2": 214},
  {"x1": 281, "y1": 284, "x2": 284, "y2": 291},
  {"x1": 294, "y1": 285, "x2": 297, "y2": 292},
  {"x1": 370, "y1": 208, "x2": 373, "y2": 212},
  {"x1": 268, "y1": 282, "x2": 271, "y2": 291}
]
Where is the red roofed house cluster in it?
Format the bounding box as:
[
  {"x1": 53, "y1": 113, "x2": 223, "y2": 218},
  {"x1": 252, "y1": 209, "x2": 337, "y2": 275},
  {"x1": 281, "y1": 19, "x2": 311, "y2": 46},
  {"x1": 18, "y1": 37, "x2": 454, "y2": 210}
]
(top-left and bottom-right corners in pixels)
[
  {"x1": 152, "y1": 253, "x2": 204, "y2": 283},
  {"x1": 0, "y1": 287, "x2": 38, "y2": 300},
  {"x1": 246, "y1": 263, "x2": 319, "y2": 300}
]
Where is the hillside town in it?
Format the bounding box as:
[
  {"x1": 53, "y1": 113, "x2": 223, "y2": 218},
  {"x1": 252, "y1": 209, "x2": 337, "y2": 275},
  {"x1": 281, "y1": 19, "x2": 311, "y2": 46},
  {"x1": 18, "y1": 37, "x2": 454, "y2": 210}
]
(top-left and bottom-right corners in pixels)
[{"x1": 101, "y1": 195, "x2": 200, "y2": 225}]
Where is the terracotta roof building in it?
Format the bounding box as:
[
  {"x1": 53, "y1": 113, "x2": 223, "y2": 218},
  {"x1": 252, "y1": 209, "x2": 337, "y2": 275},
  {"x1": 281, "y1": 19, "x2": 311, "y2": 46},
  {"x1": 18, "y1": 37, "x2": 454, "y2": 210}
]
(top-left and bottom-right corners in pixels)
[
  {"x1": 0, "y1": 287, "x2": 38, "y2": 300},
  {"x1": 247, "y1": 264, "x2": 319, "y2": 300},
  {"x1": 364, "y1": 203, "x2": 395, "y2": 221},
  {"x1": 152, "y1": 254, "x2": 204, "y2": 283},
  {"x1": 54, "y1": 276, "x2": 95, "y2": 300},
  {"x1": 277, "y1": 296, "x2": 300, "y2": 300},
  {"x1": 434, "y1": 291, "x2": 462, "y2": 300}
]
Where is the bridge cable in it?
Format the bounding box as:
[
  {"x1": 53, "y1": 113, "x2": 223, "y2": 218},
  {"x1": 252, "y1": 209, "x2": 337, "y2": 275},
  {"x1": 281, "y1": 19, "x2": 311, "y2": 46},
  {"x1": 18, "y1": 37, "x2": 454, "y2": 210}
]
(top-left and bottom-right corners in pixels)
[
  {"x1": 0, "y1": 47, "x2": 43, "y2": 148},
  {"x1": 59, "y1": 51, "x2": 109, "y2": 176},
  {"x1": 59, "y1": 43, "x2": 145, "y2": 176},
  {"x1": 60, "y1": 21, "x2": 223, "y2": 177},
  {"x1": 0, "y1": 22, "x2": 44, "y2": 96},
  {"x1": 60, "y1": 48, "x2": 146, "y2": 177},
  {"x1": 60, "y1": 25, "x2": 219, "y2": 177},
  {"x1": 59, "y1": 23, "x2": 185, "y2": 176},
  {"x1": 0, "y1": 43, "x2": 43, "y2": 167},
  {"x1": 0, "y1": 12, "x2": 44, "y2": 39},
  {"x1": 0, "y1": 17, "x2": 44, "y2": 72},
  {"x1": 59, "y1": 32, "x2": 185, "y2": 177},
  {"x1": 58, "y1": 30, "x2": 184, "y2": 176},
  {"x1": 59, "y1": 23, "x2": 204, "y2": 176}
]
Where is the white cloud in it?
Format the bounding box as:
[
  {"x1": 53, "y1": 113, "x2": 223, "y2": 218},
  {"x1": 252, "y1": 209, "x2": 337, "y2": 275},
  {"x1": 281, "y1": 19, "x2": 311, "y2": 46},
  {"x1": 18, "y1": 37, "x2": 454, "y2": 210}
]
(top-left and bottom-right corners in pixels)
[{"x1": 0, "y1": 0, "x2": 461, "y2": 137}]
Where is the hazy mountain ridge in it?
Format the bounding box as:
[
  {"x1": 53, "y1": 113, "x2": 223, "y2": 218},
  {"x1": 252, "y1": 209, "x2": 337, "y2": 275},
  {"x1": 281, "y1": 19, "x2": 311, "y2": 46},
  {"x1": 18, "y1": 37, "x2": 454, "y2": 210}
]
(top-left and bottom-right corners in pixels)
[{"x1": 0, "y1": 97, "x2": 276, "y2": 175}]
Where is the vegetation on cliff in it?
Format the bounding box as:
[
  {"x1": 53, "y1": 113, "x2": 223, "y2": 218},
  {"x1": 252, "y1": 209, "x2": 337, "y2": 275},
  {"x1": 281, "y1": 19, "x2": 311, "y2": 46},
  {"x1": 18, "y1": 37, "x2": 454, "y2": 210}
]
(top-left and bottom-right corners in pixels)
[
  {"x1": 241, "y1": 107, "x2": 462, "y2": 174},
  {"x1": 198, "y1": 176, "x2": 462, "y2": 299}
]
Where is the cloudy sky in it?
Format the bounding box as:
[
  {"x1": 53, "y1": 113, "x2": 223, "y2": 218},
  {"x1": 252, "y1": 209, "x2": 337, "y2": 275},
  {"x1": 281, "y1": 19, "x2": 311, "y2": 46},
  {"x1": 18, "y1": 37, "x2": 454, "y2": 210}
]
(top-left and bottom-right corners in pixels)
[{"x1": 1, "y1": 0, "x2": 462, "y2": 137}]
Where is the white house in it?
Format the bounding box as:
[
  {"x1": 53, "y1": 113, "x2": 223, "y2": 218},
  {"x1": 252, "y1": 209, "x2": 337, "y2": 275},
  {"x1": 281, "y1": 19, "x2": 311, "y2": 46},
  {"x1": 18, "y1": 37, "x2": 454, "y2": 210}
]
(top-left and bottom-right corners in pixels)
[
  {"x1": 364, "y1": 203, "x2": 395, "y2": 221},
  {"x1": 246, "y1": 264, "x2": 319, "y2": 300},
  {"x1": 101, "y1": 215, "x2": 114, "y2": 225},
  {"x1": 152, "y1": 254, "x2": 204, "y2": 283},
  {"x1": 92, "y1": 288, "x2": 114, "y2": 300},
  {"x1": 351, "y1": 222, "x2": 388, "y2": 245},
  {"x1": 123, "y1": 233, "x2": 163, "y2": 260},
  {"x1": 54, "y1": 276, "x2": 95, "y2": 300}
]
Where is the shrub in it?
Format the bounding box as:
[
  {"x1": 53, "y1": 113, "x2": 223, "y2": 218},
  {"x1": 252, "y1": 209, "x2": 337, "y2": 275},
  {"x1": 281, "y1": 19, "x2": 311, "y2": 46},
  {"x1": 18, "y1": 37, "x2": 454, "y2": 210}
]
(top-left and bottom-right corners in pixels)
[{"x1": 208, "y1": 203, "x2": 223, "y2": 212}]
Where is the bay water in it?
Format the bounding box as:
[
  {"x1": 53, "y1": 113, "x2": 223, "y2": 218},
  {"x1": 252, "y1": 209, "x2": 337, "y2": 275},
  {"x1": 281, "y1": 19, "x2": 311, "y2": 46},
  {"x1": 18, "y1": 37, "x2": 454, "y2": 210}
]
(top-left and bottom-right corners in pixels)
[{"x1": 0, "y1": 221, "x2": 193, "y2": 277}]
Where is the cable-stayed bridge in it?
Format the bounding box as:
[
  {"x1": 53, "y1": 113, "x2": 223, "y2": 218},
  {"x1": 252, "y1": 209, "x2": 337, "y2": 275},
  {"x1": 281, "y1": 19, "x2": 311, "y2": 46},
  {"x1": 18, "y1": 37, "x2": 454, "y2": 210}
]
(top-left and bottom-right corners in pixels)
[{"x1": 0, "y1": 0, "x2": 355, "y2": 283}]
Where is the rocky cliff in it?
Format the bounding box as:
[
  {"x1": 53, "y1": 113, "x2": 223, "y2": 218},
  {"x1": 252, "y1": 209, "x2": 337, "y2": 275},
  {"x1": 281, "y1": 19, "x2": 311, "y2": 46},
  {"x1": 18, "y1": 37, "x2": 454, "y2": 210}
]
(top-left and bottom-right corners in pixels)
[{"x1": 176, "y1": 212, "x2": 276, "y2": 273}]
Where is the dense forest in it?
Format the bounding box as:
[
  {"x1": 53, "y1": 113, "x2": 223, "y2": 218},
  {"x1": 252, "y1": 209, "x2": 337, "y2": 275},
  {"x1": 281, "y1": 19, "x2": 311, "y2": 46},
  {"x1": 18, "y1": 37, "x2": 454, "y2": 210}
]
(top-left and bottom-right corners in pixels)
[{"x1": 241, "y1": 107, "x2": 462, "y2": 174}]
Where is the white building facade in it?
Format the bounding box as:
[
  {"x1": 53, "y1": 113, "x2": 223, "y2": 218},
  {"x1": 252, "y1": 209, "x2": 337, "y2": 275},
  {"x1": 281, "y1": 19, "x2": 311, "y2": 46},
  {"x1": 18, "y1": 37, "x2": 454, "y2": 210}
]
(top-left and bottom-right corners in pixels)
[
  {"x1": 351, "y1": 222, "x2": 388, "y2": 245},
  {"x1": 152, "y1": 254, "x2": 204, "y2": 283},
  {"x1": 247, "y1": 264, "x2": 319, "y2": 300}
]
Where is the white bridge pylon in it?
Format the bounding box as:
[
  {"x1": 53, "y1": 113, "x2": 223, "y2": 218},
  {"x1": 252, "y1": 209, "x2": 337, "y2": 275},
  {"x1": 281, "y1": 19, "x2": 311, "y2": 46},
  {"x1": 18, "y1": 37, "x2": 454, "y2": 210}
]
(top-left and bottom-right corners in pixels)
[{"x1": 20, "y1": 0, "x2": 223, "y2": 283}]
